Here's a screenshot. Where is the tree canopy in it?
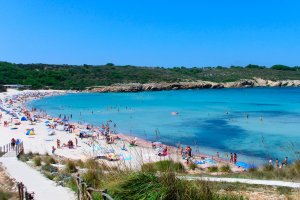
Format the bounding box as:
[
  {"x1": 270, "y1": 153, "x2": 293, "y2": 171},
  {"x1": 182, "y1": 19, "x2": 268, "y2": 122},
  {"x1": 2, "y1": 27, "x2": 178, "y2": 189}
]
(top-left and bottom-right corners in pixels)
[{"x1": 0, "y1": 61, "x2": 300, "y2": 90}]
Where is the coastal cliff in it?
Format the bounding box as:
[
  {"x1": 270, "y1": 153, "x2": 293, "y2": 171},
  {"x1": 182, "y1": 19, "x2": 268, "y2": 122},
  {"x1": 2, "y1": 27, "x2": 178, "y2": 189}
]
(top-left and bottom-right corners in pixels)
[{"x1": 87, "y1": 78, "x2": 300, "y2": 92}]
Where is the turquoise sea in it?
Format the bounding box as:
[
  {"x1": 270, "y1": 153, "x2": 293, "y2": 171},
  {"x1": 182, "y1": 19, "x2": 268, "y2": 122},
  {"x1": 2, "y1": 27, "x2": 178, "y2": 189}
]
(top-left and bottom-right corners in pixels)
[{"x1": 28, "y1": 88, "x2": 300, "y2": 164}]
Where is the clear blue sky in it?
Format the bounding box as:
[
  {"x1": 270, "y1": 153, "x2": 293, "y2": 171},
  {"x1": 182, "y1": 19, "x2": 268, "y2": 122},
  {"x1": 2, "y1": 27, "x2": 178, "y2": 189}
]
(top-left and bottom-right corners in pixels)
[{"x1": 1, "y1": 0, "x2": 300, "y2": 67}]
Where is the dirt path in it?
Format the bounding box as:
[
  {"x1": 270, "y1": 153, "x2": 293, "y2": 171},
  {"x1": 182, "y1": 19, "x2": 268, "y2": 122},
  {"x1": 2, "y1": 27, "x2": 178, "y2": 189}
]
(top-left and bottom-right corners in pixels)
[
  {"x1": 179, "y1": 176, "x2": 300, "y2": 188},
  {"x1": 0, "y1": 164, "x2": 18, "y2": 200},
  {"x1": 0, "y1": 157, "x2": 76, "y2": 200}
]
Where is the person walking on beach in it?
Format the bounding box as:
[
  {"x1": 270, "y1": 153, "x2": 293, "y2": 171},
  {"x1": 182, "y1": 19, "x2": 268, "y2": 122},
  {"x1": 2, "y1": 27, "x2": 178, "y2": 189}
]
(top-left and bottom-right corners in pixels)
[
  {"x1": 11, "y1": 138, "x2": 16, "y2": 150},
  {"x1": 52, "y1": 146, "x2": 56, "y2": 155},
  {"x1": 57, "y1": 139, "x2": 61, "y2": 149},
  {"x1": 233, "y1": 153, "x2": 237, "y2": 164},
  {"x1": 275, "y1": 158, "x2": 279, "y2": 169},
  {"x1": 75, "y1": 137, "x2": 78, "y2": 147},
  {"x1": 230, "y1": 153, "x2": 233, "y2": 163}
]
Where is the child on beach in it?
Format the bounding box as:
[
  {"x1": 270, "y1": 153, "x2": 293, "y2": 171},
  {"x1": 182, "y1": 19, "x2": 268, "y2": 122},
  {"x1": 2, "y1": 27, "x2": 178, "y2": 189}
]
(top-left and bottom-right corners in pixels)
[{"x1": 52, "y1": 146, "x2": 56, "y2": 154}]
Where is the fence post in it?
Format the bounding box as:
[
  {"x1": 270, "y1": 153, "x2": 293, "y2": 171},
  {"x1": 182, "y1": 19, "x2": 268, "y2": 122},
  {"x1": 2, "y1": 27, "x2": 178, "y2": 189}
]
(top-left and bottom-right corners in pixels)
[
  {"x1": 17, "y1": 183, "x2": 21, "y2": 200},
  {"x1": 76, "y1": 174, "x2": 81, "y2": 200},
  {"x1": 81, "y1": 182, "x2": 85, "y2": 200},
  {"x1": 102, "y1": 189, "x2": 108, "y2": 200},
  {"x1": 16, "y1": 145, "x2": 18, "y2": 156}
]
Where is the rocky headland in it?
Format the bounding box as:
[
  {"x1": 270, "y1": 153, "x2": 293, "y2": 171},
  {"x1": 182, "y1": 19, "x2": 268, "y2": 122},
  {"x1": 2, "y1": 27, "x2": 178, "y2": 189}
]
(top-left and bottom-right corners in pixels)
[{"x1": 87, "y1": 78, "x2": 300, "y2": 92}]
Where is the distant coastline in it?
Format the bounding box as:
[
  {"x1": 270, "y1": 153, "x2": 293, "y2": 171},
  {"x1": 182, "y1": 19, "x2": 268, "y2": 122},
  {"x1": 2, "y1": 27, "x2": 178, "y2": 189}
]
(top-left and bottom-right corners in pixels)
[{"x1": 87, "y1": 78, "x2": 300, "y2": 92}]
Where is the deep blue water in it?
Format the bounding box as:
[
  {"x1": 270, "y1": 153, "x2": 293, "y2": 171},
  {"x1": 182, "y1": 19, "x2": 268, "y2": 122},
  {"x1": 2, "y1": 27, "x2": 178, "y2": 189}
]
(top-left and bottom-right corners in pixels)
[{"x1": 28, "y1": 88, "x2": 300, "y2": 164}]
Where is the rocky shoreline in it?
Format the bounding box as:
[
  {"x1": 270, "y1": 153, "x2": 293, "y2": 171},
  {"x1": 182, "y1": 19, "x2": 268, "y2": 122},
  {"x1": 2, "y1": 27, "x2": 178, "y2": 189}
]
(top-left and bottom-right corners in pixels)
[{"x1": 87, "y1": 78, "x2": 300, "y2": 92}]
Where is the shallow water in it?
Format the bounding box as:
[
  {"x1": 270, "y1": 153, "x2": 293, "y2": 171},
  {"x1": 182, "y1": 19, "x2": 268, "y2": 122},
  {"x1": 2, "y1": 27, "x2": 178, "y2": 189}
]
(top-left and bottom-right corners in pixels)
[{"x1": 28, "y1": 88, "x2": 300, "y2": 164}]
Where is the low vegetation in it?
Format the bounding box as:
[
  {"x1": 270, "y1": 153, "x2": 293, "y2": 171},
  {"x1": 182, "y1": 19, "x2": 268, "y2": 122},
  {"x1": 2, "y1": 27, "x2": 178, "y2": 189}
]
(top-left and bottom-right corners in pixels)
[
  {"x1": 0, "y1": 191, "x2": 13, "y2": 200},
  {"x1": 17, "y1": 153, "x2": 247, "y2": 199},
  {"x1": 141, "y1": 160, "x2": 185, "y2": 173},
  {"x1": 1, "y1": 61, "x2": 300, "y2": 90},
  {"x1": 17, "y1": 152, "x2": 300, "y2": 199},
  {"x1": 221, "y1": 160, "x2": 300, "y2": 181}
]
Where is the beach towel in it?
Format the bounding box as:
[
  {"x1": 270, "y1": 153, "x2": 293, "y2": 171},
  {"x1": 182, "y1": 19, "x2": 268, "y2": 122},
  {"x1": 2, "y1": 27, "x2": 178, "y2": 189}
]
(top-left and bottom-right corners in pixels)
[
  {"x1": 196, "y1": 160, "x2": 205, "y2": 165},
  {"x1": 235, "y1": 162, "x2": 256, "y2": 169}
]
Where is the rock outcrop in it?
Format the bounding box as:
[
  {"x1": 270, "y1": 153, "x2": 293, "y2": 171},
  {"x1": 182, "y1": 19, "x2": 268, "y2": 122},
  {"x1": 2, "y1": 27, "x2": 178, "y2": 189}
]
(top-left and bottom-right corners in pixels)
[{"x1": 87, "y1": 78, "x2": 300, "y2": 93}]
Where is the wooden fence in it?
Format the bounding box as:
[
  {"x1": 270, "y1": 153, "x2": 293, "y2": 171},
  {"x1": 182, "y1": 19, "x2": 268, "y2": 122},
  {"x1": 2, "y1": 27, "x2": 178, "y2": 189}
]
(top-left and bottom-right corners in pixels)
[
  {"x1": 75, "y1": 174, "x2": 114, "y2": 200},
  {"x1": 15, "y1": 142, "x2": 24, "y2": 156},
  {"x1": 0, "y1": 141, "x2": 24, "y2": 157},
  {"x1": 17, "y1": 182, "x2": 35, "y2": 200}
]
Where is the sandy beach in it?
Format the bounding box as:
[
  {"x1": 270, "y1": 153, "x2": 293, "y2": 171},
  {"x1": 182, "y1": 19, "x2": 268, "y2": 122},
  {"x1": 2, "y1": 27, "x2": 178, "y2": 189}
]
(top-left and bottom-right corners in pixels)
[{"x1": 0, "y1": 89, "x2": 243, "y2": 171}]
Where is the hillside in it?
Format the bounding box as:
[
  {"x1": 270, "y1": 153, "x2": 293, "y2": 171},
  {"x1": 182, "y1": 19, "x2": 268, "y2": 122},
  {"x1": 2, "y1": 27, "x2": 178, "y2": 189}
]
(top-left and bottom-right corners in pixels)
[{"x1": 1, "y1": 61, "x2": 300, "y2": 90}]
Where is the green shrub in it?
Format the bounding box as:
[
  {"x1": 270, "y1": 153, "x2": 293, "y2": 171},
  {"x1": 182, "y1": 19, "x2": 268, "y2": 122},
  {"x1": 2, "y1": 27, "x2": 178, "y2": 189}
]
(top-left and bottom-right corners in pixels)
[
  {"x1": 189, "y1": 162, "x2": 198, "y2": 170},
  {"x1": 74, "y1": 159, "x2": 85, "y2": 168},
  {"x1": 43, "y1": 172, "x2": 55, "y2": 180},
  {"x1": 141, "y1": 160, "x2": 185, "y2": 173},
  {"x1": 33, "y1": 156, "x2": 42, "y2": 166},
  {"x1": 141, "y1": 162, "x2": 157, "y2": 173},
  {"x1": 248, "y1": 166, "x2": 257, "y2": 172},
  {"x1": 44, "y1": 157, "x2": 57, "y2": 165},
  {"x1": 82, "y1": 169, "x2": 103, "y2": 188},
  {"x1": 276, "y1": 186, "x2": 292, "y2": 195},
  {"x1": 172, "y1": 162, "x2": 185, "y2": 173},
  {"x1": 27, "y1": 151, "x2": 33, "y2": 158},
  {"x1": 207, "y1": 166, "x2": 218, "y2": 172},
  {"x1": 0, "y1": 190, "x2": 12, "y2": 200},
  {"x1": 220, "y1": 165, "x2": 231, "y2": 173},
  {"x1": 263, "y1": 164, "x2": 274, "y2": 172},
  {"x1": 84, "y1": 159, "x2": 98, "y2": 169},
  {"x1": 67, "y1": 177, "x2": 78, "y2": 192},
  {"x1": 41, "y1": 164, "x2": 58, "y2": 173},
  {"x1": 19, "y1": 154, "x2": 29, "y2": 162},
  {"x1": 108, "y1": 172, "x2": 243, "y2": 200},
  {"x1": 65, "y1": 160, "x2": 77, "y2": 173}
]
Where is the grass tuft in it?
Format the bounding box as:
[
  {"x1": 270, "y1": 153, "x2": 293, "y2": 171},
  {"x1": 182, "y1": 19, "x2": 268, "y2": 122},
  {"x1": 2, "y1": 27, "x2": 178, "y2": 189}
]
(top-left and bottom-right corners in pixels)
[
  {"x1": 33, "y1": 156, "x2": 42, "y2": 166},
  {"x1": 220, "y1": 165, "x2": 231, "y2": 173},
  {"x1": 65, "y1": 160, "x2": 77, "y2": 173},
  {"x1": 142, "y1": 160, "x2": 185, "y2": 173}
]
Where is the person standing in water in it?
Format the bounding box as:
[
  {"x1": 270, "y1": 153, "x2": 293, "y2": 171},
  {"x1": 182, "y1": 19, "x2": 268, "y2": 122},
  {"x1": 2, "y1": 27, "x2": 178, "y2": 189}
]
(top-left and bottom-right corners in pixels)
[
  {"x1": 269, "y1": 158, "x2": 273, "y2": 166},
  {"x1": 233, "y1": 153, "x2": 237, "y2": 164},
  {"x1": 230, "y1": 153, "x2": 233, "y2": 163},
  {"x1": 275, "y1": 158, "x2": 279, "y2": 169}
]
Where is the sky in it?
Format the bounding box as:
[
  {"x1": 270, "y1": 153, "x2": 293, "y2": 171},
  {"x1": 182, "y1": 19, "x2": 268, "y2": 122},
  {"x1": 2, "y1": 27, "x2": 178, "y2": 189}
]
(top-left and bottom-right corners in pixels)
[{"x1": 0, "y1": 0, "x2": 300, "y2": 67}]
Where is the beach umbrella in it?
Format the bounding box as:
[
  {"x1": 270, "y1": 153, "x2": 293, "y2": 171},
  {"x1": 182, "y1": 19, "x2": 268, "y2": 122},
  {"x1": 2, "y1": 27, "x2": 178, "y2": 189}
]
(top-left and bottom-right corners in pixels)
[
  {"x1": 21, "y1": 116, "x2": 27, "y2": 121},
  {"x1": 26, "y1": 129, "x2": 36, "y2": 136}
]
